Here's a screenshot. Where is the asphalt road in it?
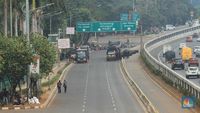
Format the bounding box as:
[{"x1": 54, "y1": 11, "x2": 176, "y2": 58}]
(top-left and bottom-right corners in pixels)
[
  {"x1": 1, "y1": 51, "x2": 145, "y2": 113},
  {"x1": 150, "y1": 35, "x2": 200, "y2": 86},
  {"x1": 124, "y1": 54, "x2": 192, "y2": 113}
]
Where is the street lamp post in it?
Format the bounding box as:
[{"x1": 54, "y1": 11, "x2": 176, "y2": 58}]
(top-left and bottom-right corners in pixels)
[
  {"x1": 31, "y1": 3, "x2": 54, "y2": 33},
  {"x1": 42, "y1": 11, "x2": 63, "y2": 34}
]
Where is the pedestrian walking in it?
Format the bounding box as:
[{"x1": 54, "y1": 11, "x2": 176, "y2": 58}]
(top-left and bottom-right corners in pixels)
[
  {"x1": 2, "y1": 88, "x2": 8, "y2": 105},
  {"x1": 63, "y1": 80, "x2": 67, "y2": 93},
  {"x1": 57, "y1": 80, "x2": 62, "y2": 93}
]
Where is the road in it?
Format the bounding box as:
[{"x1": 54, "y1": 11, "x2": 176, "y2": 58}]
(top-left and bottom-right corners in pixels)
[
  {"x1": 124, "y1": 54, "x2": 192, "y2": 113},
  {"x1": 150, "y1": 35, "x2": 200, "y2": 86},
  {"x1": 1, "y1": 51, "x2": 145, "y2": 113}
]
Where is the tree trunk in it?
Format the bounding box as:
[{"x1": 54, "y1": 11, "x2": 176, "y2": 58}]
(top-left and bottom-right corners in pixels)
[
  {"x1": 4, "y1": 0, "x2": 8, "y2": 37},
  {"x1": 14, "y1": 9, "x2": 18, "y2": 36}
]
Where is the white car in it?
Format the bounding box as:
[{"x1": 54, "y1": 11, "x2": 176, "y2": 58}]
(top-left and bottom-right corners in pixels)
[
  {"x1": 179, "y1": 43, "x2": 186, "y2": 49},
  {"x1": 194, "y1": 46, "x2": 200, "y2": 53},
  {"x1": 166, "y1": 24, "x2": 175, "y2": 30},
  {"x1": 186, "y1": 66, "x2": 200, "y2": 79},
  {"x1": 197, "y1": 38, "x2": 200, "y2": 42}
]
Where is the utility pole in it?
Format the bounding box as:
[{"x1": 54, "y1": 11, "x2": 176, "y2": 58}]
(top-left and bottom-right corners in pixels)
[
  {"x1": 26, "y1": 0, "x2": 30, "y2": 101},
  {"x1": 26, "y1": 0, "x2": 30, "y2": 45},
  {"x1": 4, "y1": 0, "x2": 8, "y2": 37},
  {"x1": 10, "y1": 0, "x2": 12, "y2": 36}
]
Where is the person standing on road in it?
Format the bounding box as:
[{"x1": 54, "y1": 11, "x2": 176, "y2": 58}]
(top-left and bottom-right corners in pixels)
[
  {"x1": 63, "y1": 80, "x2": 67, "y2": 93},
  {"x1": 57, "y1": 80, "x2": 62, "y2": 93}
]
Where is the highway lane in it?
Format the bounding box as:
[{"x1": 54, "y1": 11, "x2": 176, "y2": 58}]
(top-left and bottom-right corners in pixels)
[
  {"x1": 125, "y1": 54, "x2": 192, "y2": 113},
  {"x1": 150, "y1": 35, "x2": 200, "y2": 87},
  {"x1": 1, "y1": 51, "x2": 145, "y2": 113}
]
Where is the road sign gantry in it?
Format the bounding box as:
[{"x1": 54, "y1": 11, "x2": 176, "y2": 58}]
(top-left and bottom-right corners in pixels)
[{"x1": 76, "y1": 21, "x2": 136, "y2": 33}]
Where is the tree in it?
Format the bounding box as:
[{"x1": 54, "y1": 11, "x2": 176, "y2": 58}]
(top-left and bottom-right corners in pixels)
[
  {"x1": 0, "y1": 36, "x2": 32, "y2": 99},
  {"x1": 30, "y1": 33, "x2": 56, "y2": 96}
]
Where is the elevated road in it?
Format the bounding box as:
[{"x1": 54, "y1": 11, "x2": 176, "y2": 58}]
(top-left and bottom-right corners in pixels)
[{"x1": 150, "y1": 36, "x2": 200, "y2": 86}]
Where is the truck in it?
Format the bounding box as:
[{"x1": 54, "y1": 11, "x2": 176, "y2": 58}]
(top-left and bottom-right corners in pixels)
[
  {"x1": 164, "y1": 50, "x2": 175, "y2": 62},
  {"x1": 80, "y1": 45, "x2": 90, "y2": 59},
  {"x1": 163, "y1": 45, "x2": 172, "y2": 57},
  {"x1": 181, "y1": 47, "x2": 192, "y2": 61},
  {"x1": 76, "y1": 49, "x2": 88, "y2": 63},
  {"x1": 106, "y1": 46, "x2": 121, "y2": 61}
]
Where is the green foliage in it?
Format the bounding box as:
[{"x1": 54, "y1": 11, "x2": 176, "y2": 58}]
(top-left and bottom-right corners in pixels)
[
  {"x1": 30, "y1": 33, "x2": 56, "y2": 77},
  {"x1": 0, "y1": 36, "x2": 32, "y2": 91}
]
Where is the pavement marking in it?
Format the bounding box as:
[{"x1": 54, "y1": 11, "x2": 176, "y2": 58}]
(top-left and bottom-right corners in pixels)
[
  {"x1": 105, "y1": 63, "x2": 118, "y2": 112},
  {"x1": 81, "y1": 64, "x2": 89, "y2": 112}
]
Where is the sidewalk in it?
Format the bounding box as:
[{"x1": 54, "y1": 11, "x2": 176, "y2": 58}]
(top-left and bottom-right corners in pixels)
[{"x1": 0, "y1": 60, "x2": 70, "y2": 110}]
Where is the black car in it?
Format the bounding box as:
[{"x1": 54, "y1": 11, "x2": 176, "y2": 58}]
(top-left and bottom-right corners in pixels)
[
  {"x1": 193, "y1": 33, "x2": 199, "y2": 38},
  {"x1": 171, "y1": 58, "x2": 184, "y2": 70},
  {"x1": 165, "y1": 50, "x2": 175, "y2": 62}
]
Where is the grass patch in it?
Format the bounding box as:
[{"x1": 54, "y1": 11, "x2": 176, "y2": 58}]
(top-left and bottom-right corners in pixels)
[{"x1": 42, "y1": 63, "x2": 70, "y2": 87}]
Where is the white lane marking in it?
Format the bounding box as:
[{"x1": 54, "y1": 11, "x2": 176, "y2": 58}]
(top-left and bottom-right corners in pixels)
[
  {"x1": 105, "y1": 63, "x2": 118, "y2": 112},
  {"x1": 82, "y1": 64, "x2": 89, "y2": 112}
]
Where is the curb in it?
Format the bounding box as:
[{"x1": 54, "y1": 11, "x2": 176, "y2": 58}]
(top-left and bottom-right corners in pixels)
[{"x1": 0, "y1": 63, "x2": 73, "y2": 110}]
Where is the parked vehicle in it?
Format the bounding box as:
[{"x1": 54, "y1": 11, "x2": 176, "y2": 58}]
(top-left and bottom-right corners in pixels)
[
  {"x1": 106, "y1": 46, "x2": 121, "y2": 61},
  {"x1": 186, "y1": 66, "x2": 200, "y2": 79},
  {"x1": 181, "y1": 47, "x2": 192, "y2": 61},
  {"x1": 186, "y1": 36, "x2": 193, "y2": 42},
  {"x1": 121, "y1": 49, "x2": 139, "y2": 58},
  {"x1": 80, "y1": 45, "x2": 90, "y2": 59},
  {"x1": 188, "y1": 58, "x2": 199, "y2": 67},
  {"x1": 163, "y1": 45, "x2": 172, "y2": 56},
  {"x1": 171, "y1": 58, "x2": 184, "y2": 70},
  {"x1": 76, "y1": 49, "x2": 88, "y2": 63}
]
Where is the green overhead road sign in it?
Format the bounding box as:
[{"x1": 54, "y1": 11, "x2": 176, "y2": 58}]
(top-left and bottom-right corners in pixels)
[
  {"x1": 93, "y1": 22, "x2": 121, "y2": 32},
  {"x1": 76, "y1": 21, "x2": 136, "y2": 32},
  {"x1": 120, "y1": 13, "x2": 128, "y2": 21},
  {"x1": 121, "y1": 21, "x2": 136, "y2": 31},
  {"x1": 76, "y1": 22, "x2": 92, "y2": 32}
]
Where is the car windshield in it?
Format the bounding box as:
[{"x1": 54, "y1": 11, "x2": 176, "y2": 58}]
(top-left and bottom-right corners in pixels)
[
  {"x1": 189, "y1": 67, "x2": 198, "y2": 71},
  {"x1": 77, "y1": 51, "x2": 86, "y2": 58}
]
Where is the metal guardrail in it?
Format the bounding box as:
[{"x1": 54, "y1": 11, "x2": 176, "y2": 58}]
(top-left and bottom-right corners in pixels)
[
  {"x1": 141, "y1": 26, "x2": 200, "y2": 99},
  {"x1": 120, "y1": 59, "x2": 159, "y2": 113}
]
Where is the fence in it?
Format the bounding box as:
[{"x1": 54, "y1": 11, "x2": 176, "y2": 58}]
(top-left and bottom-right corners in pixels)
[{"x1": 141, "y1": 25, "x2": 200, "y2": 99}]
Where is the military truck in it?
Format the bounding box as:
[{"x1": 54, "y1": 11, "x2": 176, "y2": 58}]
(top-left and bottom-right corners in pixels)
[{"x1": 106, "y1": 46, "x2": 121, "y2": 61}]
